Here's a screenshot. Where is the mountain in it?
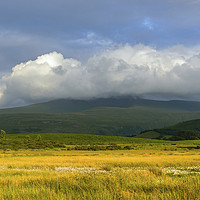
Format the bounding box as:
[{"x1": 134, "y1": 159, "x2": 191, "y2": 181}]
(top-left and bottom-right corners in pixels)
[
  {"x1": 1, "y1": 97, "x2": 200, "y2": 136},
  {"x1": 136, "y1": 119, "x2": 200, "y2": 140},
  {"x1": 1, "y1": 106, "x2": 200, "y2": 136},
  {"x1": 1, "y1": 96, "x2": 200, "y2": 113}
]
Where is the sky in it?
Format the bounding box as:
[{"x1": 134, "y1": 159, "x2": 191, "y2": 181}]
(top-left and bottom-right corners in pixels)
[{"x1": 1, "y1": 0, "x2": 200, "y2": 107}]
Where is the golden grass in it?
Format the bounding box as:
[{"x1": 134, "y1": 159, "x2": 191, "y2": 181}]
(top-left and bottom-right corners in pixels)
[
  {"x1": 0, "y1": 149, "x2": 199, "y2": 199},
  {"x1": 0, "y1": 150, "x2": 199, "y2": 169}
]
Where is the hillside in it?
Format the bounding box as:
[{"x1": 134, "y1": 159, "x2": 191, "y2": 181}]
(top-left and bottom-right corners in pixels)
[
  {"x1": 1, "y1": 97, "x2": 200, "y2": 136},
  {"x1": 1, "y1": 97, "x2": 200, "y2": 113},
  {"x1": 137, "y1": 119, "x2": 200, "y2": 140},
  {"x1": 2, "y1": 106, "x2": 200, "y2": 136}
]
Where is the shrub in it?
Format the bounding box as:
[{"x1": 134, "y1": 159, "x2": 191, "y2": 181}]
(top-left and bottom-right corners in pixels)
[{"x1": 1, "y1": 130, "x2": 6, "y2": 139}]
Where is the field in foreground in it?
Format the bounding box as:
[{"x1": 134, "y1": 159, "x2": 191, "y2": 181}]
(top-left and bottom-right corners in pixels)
[{"x1": 0, "y1": 144, "x2": 200, "y2": 200}]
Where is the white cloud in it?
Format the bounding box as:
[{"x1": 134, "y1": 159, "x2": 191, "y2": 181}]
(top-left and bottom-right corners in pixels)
[{"x1": 1, "y1": 44, "x2": 200, "y2": 107}]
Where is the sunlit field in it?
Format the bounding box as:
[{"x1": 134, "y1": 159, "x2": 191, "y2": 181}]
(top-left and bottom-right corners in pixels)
[{"x1": 0, "y1": 146, "x2": 199, "y2": 200}]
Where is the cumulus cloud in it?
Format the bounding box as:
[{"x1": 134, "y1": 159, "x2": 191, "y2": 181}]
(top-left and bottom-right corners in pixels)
[{"x1": 1, "y1": 44, "x2": 200, "y2": 107}]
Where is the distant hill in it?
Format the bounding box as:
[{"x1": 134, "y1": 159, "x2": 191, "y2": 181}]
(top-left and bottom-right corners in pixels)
[
  {"x1": 136, "y1": 119, "x2": 200, "y2": 140},
  {"x1": 1, "y1": 97, "x2": 200, "y2": 136},
  {"x1": 2, "y1": 106, "x2": 200, "y2": 136},
  {"x1": 1, "y1": 96, "x2": 200, "y2": 113}
]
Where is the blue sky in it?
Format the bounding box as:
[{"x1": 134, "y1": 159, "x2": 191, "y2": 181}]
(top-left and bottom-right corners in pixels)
[
  {"x1": 1, "y1": 0, "x2": 200, "y2": 107},
  {"x1": 1, "y1": 0, "x2": 200, "y2": 71}
]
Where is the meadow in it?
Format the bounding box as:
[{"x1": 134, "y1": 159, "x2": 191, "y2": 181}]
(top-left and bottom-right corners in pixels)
[{"x1": 0, "y1": 134, "x2": 199, "y2": 199}]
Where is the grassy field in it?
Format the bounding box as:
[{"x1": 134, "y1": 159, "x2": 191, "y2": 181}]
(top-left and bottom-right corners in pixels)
[
  {"x1": 0, "y1": 148, "x2": 199, "y2": 199},
  {"x1": 0, "y1": 134, "x2": 199, "y2": 199},
  {"x1": 1, "y1": 132, "x2": 200, "y2": 150}
]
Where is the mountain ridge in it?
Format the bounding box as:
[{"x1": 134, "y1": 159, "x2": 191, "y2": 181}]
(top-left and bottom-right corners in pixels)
[
  {"x1": 1, "y1": 96, "x2": 200, "y2": 114},
  {"x1": 2, "y1": 96, "x2": 200, "y2": 136}
]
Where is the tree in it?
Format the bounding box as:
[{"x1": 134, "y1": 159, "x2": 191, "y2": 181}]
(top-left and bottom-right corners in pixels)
[
  {"x1": 36, "y1": 134, "x2": 42, "y2": 141},
  {"x1": 1, "y1": 130, "x2": 6, "y2": 139}
]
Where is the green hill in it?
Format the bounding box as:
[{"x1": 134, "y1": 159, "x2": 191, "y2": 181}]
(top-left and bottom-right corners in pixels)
[
  {"x1": 1, "y1": 97, "x2": 200, "y2": 113},
  {"x1": 1, "y1": 106, "x2": 200, "y2": 136},
  {"x1": 1, "y1": 97, "x2": 200, "y2": 136},
  {"x1": 137, "y1": 119, "x2": 200, "y2": 140}
]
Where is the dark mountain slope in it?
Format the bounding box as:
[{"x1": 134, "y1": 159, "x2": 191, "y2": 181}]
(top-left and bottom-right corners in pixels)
[
  {"x1": 2, "y1": 106, "x2": 200, "y2": 136},
  {"x1": 1, "y1": 97, "x2": 200, "y2": 113}
]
